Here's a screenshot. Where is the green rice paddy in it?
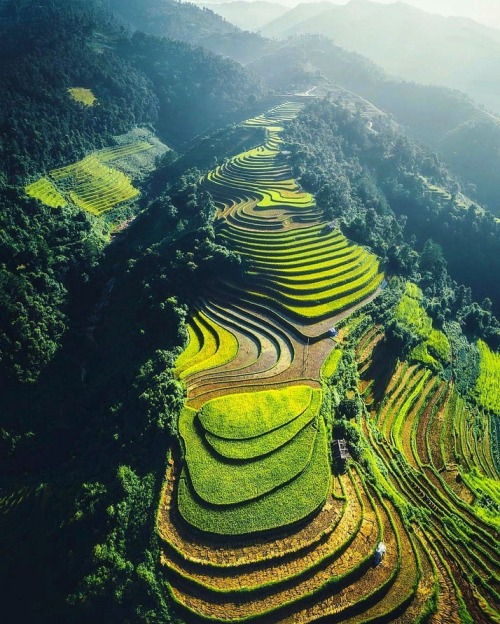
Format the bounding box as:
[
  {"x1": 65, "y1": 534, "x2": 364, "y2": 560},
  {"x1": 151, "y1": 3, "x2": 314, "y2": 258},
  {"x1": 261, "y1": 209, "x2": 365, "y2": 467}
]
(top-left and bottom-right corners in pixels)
[
  {"x1": 396, "y1": 282, "x2": 450, "y2": 368},
  {"x1": 199, "y1": 386, "x2": 314, "y2": 440},
  {"x1": 25, "y1": 136, "x2": 160, "y2": 215},
  {"x1": 177, "y1": 414, "x2": 330, "y2": 535},
  {"x1": 205, "y1": 389, "x2": 322, "y2": 460},
  {"x1": 179, "y1": 406, "x2": 318, "y2": 505},
  {"x1": 476, "y1": 339, "x2": 500, "y2": 414}
]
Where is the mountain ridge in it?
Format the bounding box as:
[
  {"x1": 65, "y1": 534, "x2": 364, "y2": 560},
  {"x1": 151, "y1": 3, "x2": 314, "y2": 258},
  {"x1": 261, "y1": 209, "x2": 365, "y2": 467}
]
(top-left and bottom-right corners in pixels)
[{"x1": 260, "y1": 0, "x2": 500, "y2": 114}]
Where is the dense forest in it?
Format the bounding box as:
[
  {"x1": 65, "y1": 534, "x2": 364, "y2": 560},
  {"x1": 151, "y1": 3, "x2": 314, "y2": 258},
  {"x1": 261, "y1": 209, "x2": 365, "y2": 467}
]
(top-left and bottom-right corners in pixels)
[
  {"x1": 0, "y1": 0, "x2": 263, "y2": 386},
  {"x1": 1, "y1": 162, "x2": 244, "y2": 621}
]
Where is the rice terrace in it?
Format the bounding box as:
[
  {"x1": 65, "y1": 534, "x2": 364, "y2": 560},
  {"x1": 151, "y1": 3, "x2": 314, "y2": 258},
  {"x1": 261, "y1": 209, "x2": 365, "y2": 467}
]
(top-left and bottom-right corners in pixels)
[
  {"x1": 26, "y1": 130, "x2": 168, "y2": 215},
  {"x1": 156, "y1": 102, "x2": 500, "y2": 623},
  {"x1": 4, "y1": 2, "x2": 500, "y2": 622}
]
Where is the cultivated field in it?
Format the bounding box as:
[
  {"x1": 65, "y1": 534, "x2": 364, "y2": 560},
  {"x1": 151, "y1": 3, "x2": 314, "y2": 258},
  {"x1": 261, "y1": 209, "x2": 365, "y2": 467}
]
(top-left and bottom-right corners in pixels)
[
  {"x1": 25, "y1": 130, "x2": 168, "y2": 216},
  {"x1": 156, "y1": 101, "x2": 499, "y2": 623}
]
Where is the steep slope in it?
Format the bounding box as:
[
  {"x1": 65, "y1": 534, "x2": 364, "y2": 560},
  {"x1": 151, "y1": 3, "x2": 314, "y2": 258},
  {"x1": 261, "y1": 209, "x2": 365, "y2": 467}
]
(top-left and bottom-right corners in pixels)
[
  {"x1": 110, "y1": 0, "x2": 500, "y2": 214},
  {"x1": 1, "y1": 91, "x2": 499, "y2": 624},
  {"x1": 282, "y1": 97, "x2": 500, "y2": 319},
  {"x1": 0, "y1": 0, "x2": 264, "y2": 384},
  {"x1": 1, "y1": 2, "x2": 499, "y2": 623}
]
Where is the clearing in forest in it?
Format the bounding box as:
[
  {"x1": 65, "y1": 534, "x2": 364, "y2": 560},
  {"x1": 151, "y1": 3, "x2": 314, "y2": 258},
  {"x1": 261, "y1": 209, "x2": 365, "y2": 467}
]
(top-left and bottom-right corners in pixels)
[{"x1": 68, "y1": 87, "x2": 97, "y2": 106}]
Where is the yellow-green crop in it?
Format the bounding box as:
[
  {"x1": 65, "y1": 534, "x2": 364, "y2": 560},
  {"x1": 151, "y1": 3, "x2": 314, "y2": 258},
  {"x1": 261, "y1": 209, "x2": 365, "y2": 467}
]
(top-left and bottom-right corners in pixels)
[
  {"x1": 178, "y1": 416, "x2": 331, "y2": 535},
  {"x1": 199, "y1": 386, "x2": 314, "y2": 439},
  {"x1": 476, "y1": 340, "x2": 500, "y2": 414},
  {"x1": 205, "y1": 389, "x2": 322, "y2": 460},
  {"x1": 180, "y1": 407, "x2": 318, "y2": 505},
  {"x1": 68, "y1": 87, "x2": 96, "y2": 106}
]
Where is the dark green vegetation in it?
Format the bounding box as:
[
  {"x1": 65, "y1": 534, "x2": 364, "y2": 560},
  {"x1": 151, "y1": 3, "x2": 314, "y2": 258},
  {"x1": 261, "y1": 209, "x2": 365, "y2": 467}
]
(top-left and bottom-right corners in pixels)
[
  {"x1": 0, "y1": 0, "x2": 262, "y2": 620},
  {"x1": 284, "y1": 97, "x2": 500, "y2": 323},
  {"x1": 1, "y1": 0, "x2": 499, "y2": 622},
  {"x1": 0, "y1": 0, "x2": 263, "y2": 384}
]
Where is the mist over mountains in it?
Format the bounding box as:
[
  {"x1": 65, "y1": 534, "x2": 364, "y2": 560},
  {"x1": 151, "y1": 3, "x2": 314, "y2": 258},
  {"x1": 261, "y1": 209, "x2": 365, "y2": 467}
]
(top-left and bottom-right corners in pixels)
[
  {"x1": 202, "y1": 0, "x2": 500, "y2": 114},
  {"x1": 197, "y1": 0, "x2": 500, "y2": 31}
]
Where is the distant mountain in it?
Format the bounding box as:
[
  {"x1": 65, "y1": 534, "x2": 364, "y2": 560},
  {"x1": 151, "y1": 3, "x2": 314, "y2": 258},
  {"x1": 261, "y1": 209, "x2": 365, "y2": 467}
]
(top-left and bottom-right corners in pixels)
[
  {"x1": 396, "y1": 0, "x2": 500, "y2": 31},
  {"x1": 104, "y1": 0, "x2": 239, "y2": 44},
  {"x1": 261, "y1": 0, "x2": 500, "y2": 113},
  {"x1": 189, "y1": 0, "x2": 500, "y2": 31},
  {"x1": 262, "y1": 2, "x2": 332, "y2": 38},
  {"x1": 201, "y1": 1, "x2": 289, "y2": 31},
  {"x1": 247, "y1": 34, "x2": 386, "y2": 92}
]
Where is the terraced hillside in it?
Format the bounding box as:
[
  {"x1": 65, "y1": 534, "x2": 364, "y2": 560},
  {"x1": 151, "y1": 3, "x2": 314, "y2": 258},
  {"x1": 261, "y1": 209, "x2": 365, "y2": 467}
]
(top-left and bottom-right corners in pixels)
[
  {"x1": 156, "y1": 102, "x2": 499, "y2": 623},
  {"x1": 356, "y1": 324, "x2": 500, "y2": 623},
  {"x1": 25, "y1": 129, "x2": 168, "y2": 215}
]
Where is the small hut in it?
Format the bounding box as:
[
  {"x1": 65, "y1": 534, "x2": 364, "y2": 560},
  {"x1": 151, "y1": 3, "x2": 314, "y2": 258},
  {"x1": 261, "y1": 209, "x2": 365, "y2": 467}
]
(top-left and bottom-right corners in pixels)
[
  {"x1": 333, "y1": 439, "x2": 351, "y2": 466},
  {"x1": 323, "y1": 220, "x2": 338, "y2": 233}
]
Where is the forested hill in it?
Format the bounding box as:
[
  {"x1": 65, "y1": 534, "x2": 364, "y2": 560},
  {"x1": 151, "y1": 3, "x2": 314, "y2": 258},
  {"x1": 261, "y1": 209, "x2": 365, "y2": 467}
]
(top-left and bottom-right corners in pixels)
[
  {"x1": 2, "y1": 93, "x2": 499, "y2": 624},
  {"x1": 245, "y1": 34, "x2": 500, "y2": 215},
  {"x1": 0, "y1": 0, "x2": 264, "y2": 386},
  {"x1": 283, "y1": 98, "x2": 500, "y2": 330},
  {"x1": 104, "y1": 0, "x2": 240, "y2": 44}
]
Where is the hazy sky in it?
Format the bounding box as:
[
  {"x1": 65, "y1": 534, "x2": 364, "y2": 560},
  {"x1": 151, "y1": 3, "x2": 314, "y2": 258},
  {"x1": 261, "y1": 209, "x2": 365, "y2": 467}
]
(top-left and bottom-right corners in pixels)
[
  {"x1": 349, "y1": 1, "x2": 500, "y2": 29},
  {"x1": 200, "y1": 0, "x2": 500, "y2": 31}
]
